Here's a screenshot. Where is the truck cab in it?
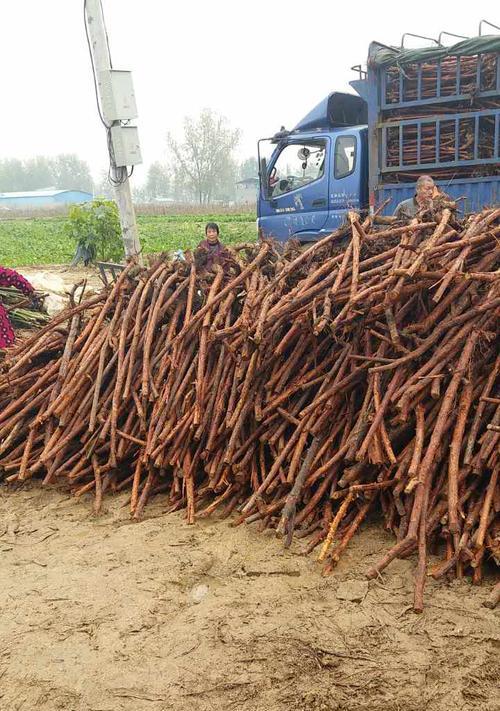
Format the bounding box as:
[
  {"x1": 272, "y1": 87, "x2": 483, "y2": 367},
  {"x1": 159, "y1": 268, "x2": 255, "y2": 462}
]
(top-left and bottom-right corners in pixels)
[{"x1": 258, "y1": 93, "x2": 368, "y2": 242}]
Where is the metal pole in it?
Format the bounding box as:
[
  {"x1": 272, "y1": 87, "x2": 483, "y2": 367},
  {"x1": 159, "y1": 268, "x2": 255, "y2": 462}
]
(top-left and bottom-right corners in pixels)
[{"x1": 84, "y1": 0, "x2": 142, "y2": 261}]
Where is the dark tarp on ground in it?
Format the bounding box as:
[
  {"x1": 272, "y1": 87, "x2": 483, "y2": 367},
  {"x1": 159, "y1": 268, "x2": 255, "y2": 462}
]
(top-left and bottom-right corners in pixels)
[{"x1": 368, "y1": 35, "x2": 500, "y2": 68}]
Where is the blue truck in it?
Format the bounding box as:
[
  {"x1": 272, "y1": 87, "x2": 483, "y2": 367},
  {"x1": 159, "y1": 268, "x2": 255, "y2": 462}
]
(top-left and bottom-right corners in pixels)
[{"x1": 257, "y1": 30, "x2": 500, "y2": 241}]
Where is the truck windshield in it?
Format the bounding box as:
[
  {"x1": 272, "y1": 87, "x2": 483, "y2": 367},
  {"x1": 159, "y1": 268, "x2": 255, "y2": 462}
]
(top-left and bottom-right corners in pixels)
[{"x1": 269, "y1": 141, "x2": 326, "y2": 197}]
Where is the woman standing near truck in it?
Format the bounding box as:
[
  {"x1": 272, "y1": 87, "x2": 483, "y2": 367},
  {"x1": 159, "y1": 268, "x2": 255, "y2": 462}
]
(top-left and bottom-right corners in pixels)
[{"x1": 196, "y1": 222, "x2": 230, "y2": 269}]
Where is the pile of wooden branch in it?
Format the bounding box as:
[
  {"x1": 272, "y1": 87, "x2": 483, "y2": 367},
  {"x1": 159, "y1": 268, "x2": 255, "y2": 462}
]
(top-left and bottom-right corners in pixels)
[{"x1": 1, "y1": 205, "x2": 499, "y2": 611}]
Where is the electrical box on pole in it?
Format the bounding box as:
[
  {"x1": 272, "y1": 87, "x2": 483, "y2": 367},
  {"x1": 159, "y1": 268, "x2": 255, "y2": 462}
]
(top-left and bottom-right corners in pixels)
[
  {"x1": 99, "y1": 70, "x2": 138, "y2": 122},
  {"x1": 84, "y1": 0, "x2": 142, "y2": 262},
  {"x1": 110, "y1": 125, "x2": 142, "y2": 166}
]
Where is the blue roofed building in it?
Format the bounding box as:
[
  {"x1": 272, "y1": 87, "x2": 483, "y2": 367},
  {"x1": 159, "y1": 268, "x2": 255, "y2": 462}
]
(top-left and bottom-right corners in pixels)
[{"x1": 0, "y1": 188, "x2": 93, "y2": 209}]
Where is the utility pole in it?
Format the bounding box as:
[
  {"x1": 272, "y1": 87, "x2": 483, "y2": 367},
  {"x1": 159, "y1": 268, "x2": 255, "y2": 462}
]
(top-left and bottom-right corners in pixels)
[{"x1": 84, "y1": 0, "x2": 142, "y2": 261}]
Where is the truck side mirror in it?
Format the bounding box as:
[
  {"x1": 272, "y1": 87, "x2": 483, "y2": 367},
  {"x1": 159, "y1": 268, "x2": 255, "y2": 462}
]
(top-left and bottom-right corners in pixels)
[{"x1": 259, "y1": 157, "x2": 269, "y2": 199}]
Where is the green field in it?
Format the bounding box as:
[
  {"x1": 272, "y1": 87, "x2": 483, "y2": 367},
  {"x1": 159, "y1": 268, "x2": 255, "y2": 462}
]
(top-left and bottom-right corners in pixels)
[{"x1": 0, "y1": 213, "x2": 257, "y2": 267}]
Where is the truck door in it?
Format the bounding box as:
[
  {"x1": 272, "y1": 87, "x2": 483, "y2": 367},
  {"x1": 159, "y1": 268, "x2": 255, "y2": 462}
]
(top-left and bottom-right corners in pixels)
[
  {"x1": 258, "y1": 137, "x2": 330, "y2": 242},
  {"x1": 325, "y1": 128, "x2": 367, "y2": 231}
]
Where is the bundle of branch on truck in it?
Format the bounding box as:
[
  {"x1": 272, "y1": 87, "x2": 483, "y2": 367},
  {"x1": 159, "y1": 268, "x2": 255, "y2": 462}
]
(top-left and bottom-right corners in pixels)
[
  {"x1": 0, "y1": 202, "x2": 498, "y2": 612},
  {"x1": 370, "y1": 35, "x2": 500, "y2": 186}
]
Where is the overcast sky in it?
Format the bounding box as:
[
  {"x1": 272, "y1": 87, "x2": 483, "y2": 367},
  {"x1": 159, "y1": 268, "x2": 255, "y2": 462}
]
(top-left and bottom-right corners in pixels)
[{"x1": 1, "y1": 1, "x2": 498, "y2": 185}]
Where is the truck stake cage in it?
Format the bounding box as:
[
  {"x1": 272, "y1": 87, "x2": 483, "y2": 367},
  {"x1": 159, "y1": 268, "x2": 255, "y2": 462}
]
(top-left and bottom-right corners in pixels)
[{"x1": 258, "y1": 30, "x2": 500, "y2": 242}]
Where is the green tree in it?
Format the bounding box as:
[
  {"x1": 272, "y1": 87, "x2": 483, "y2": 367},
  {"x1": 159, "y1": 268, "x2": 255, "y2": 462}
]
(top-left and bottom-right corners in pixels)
[
  {"x1": 52, "y1": 154, "x2": 94, "y2": 193},
  {"x1": 94, "y1": 170, "x2": 114, "y2": 199},
  {"x1": 144, "y1": 162, "x2": 171, "y2": 201},
  {"x1": 239, "y1": 157, "x2": 258, "y2": 180},
  {"x1": 167, "y1": 109, "x2": 240, "y2": 204},
  {"x1": 24, "y1": 157, "x2": 56, "y2": 191},
  {"x1": 132, "y1": 184, "x2": 146, "y2": 202},
  {"x1": 0, "y1": 159, "x2": 25, "y2": 191},
  {"x1": 169, "y1": 165, "x2": 190, "y2": 203},
  {"x1": 66, "y1": 199, "x2": 123, "y2": 263},
  {"x1": 0, "y1": 155, "x2": 94, "y2": 193},
  {"x1": 213, "y1": 156, "x2": 238, "y2": 203}
]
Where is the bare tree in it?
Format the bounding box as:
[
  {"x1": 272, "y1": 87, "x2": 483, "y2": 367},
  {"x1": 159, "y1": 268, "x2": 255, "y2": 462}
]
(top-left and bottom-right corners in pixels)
[{"x1": 167, "y1": 109, "x2": 240, "y2": 204}]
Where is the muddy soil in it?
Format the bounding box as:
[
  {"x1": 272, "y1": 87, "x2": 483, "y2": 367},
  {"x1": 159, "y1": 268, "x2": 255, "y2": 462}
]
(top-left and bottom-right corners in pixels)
[{"x1": 0, "y1": 484, "x2": 498, "y2": 711}]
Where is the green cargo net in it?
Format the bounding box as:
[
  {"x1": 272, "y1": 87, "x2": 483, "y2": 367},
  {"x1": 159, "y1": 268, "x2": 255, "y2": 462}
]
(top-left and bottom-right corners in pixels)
[{"x1": 369, "y1": 35, "x2": 500, "y2": 68}]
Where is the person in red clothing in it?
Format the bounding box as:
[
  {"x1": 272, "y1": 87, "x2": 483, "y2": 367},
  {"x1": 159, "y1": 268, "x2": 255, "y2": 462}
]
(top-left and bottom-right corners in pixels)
[
  {"x1": 0, "y1": 267, "x2": 35, "y2": 348},
  {"x1": 197, "y1": 222, "x2": 230, "y2": 269}
]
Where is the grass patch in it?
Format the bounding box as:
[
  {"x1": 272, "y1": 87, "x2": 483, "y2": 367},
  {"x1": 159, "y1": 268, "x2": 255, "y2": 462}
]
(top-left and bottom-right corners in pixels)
[{"x1": 0, "y1": 213, "x2": 257, "y2": 267}]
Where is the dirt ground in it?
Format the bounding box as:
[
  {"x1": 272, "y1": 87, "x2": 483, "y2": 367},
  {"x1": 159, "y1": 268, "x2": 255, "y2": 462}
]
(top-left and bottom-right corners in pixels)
[
  {"x1": 19, "y1": 265, "x2": 102, "y2": 291},
  {"x1": 0, "y1": 484, "x2": 499, "y2": 711}
]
